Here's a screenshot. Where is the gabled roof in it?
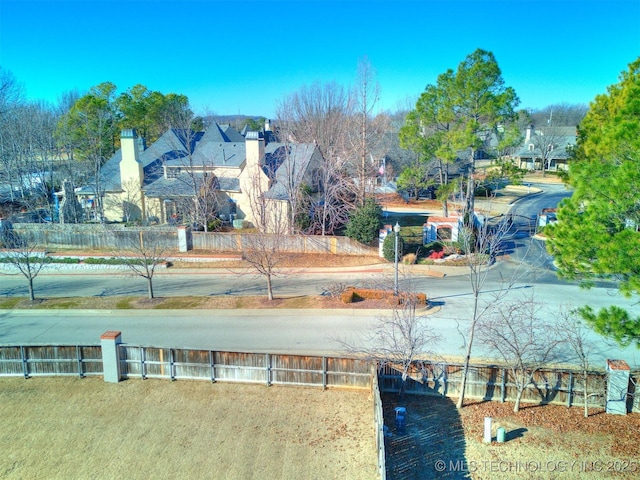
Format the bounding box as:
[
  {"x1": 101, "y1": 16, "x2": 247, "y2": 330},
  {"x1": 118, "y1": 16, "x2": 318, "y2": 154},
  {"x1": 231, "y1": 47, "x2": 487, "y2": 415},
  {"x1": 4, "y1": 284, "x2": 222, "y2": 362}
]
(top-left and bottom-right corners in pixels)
[
  {"x1": 264, "y1": 143, "x2": 319, "y2": 200},
  {"x1": 142, "y1": 172, "x2": 241, "y2": 197},
  {"x1": 77, "y1": 128, "x2": 193, "y2": 194},
  {"x1": 190, "y1": 141, "x2": 246, "y2": 168},
  {"x1": 514, "y1": 132, "x2": 577, "y2": 159},
  {"x1": 79, "y1": 123, "x2": 319, "y2": 203},
  {"x1": 202, "y1": 123, "x2": 245, "y2": 143}
]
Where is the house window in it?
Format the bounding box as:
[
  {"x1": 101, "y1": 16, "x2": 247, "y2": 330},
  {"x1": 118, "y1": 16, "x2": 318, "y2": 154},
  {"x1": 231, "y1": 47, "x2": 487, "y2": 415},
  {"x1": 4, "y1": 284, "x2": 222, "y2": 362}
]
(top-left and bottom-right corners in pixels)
[
  {"x1": 528, "y1": 144, "x2": 534, "y2": 151},
  {"x1": 166, "y1": 167, "x2": 181, "y2": 179}
]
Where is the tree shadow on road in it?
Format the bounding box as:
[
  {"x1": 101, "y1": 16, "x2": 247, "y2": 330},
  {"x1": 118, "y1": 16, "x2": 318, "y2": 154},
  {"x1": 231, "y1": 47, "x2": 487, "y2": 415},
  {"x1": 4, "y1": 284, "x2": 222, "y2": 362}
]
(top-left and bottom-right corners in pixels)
[{"x1": 383, "y1": 393, "x2": 469, "y2": 479}]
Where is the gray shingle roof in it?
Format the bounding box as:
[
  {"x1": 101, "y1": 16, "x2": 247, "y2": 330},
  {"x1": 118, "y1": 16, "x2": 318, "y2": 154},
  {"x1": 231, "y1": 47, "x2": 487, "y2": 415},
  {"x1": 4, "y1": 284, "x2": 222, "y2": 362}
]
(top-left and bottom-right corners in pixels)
[
  {"x1": 82, "y1": 123, "x2": 318, "y2": 203},
  {"x1": 77, "y1": 129, "x2": 199, "y2": 194},
  {"x1": 264, "y1": 143, "x2": 318, "y2": 200},
  {"x1": 142, "y1": 172, "x2": 239, "y2": 197},
  {"x1": 514, "y1": 134, "x2": 577, "y2": 158}
]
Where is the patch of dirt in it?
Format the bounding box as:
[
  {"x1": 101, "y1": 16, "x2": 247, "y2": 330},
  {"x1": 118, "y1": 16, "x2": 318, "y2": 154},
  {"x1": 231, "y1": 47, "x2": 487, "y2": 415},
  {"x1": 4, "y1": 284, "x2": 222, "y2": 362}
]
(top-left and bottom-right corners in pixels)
[
  {"x1": 377, "y1": 193, "x2": 442, "y2": 210},
  {"x1": 382, "y1": 394, "x2": 640, "y2": 480}
]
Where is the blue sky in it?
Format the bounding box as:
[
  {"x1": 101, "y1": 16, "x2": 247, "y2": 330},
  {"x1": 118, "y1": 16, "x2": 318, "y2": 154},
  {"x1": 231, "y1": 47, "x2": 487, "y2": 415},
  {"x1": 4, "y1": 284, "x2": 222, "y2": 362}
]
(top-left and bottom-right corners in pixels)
[{"x1": 1, "y1": 0, "x2": 639, "y2": 118}]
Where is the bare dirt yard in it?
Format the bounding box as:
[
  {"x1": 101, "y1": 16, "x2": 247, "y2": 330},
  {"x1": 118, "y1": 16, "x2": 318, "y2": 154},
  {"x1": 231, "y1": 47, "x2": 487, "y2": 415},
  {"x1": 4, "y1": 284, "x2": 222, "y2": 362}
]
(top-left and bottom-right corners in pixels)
[
  {"x1": 383, "y1": 394, "x2": 640, "y2": 480},
  {"x1": 0, "y1": 377, "x2": 377, "y2": 480}
]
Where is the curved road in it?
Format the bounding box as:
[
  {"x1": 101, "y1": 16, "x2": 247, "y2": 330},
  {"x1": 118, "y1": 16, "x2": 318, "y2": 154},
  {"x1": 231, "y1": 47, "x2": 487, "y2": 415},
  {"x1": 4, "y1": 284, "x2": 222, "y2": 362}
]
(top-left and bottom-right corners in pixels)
[{"x1": 1, "y1": 183, "x2": 638, "y2": 366}]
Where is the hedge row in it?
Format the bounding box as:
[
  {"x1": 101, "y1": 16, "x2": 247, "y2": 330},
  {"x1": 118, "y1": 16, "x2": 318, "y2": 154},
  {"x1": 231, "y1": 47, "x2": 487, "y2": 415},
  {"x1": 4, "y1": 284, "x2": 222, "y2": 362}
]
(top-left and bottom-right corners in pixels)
[{"x1": 340, "y1": 287, "x2": 427, "y2": 306}]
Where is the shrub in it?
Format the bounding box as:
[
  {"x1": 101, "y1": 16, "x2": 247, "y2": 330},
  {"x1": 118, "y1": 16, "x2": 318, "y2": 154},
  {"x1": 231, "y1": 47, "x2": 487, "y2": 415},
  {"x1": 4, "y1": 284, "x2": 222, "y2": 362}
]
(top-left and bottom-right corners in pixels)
[
  {"x1": 399, "y1": 292, "x2": 427, "y2": 305},
  {"x1": 382, "y1": 233, "x2": 404, "y2": 262},
  {"x1": 207, "y1": 217, "x2": 223, "y2": 231},
  {"x1": 344, "y1": 198, "x2": 382, "y2": 244},
  {"x1": 402, "y1": 253, "x2": 417, "y2": 265},
  {"x1": 83, "y1": 257, "x2": 125, "y2": 265},
  {"x1": 340, "y1": 287, "x2": 427, "y2": 306},
  {"x1": 474, "y1": 184, "x2": 493, "y2": 197},
  {"x1": 423, "y1": 241, "x2": 444, "y2": 254}
]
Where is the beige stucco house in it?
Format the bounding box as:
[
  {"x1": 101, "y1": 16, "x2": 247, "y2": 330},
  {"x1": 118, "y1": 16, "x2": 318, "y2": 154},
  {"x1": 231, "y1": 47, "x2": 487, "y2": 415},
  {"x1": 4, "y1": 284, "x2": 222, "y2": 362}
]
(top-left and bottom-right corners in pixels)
[{"x1": 76, "y1": 123, "x2": 324, "y2": 232}]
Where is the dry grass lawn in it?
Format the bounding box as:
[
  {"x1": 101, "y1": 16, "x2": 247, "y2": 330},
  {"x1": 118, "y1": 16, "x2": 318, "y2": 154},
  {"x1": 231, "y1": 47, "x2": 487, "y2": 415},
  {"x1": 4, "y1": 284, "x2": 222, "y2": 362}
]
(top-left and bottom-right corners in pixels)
[
  {"x1": 0, "y1": 293, "x2": 402, "y2": 311},
  {"x1": 0, "y1": 377, "x2": 377, "y2": 480}
]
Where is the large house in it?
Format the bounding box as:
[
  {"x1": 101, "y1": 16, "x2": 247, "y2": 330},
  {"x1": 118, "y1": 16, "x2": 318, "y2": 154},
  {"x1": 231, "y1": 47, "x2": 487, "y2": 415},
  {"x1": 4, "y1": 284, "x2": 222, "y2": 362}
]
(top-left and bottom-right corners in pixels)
[
  {"x1": 76, "y1": 122, "x2": 324, "y2": 231},
  {"x1": 512, "y1": 125, "x2": 577, "y2": 172}
]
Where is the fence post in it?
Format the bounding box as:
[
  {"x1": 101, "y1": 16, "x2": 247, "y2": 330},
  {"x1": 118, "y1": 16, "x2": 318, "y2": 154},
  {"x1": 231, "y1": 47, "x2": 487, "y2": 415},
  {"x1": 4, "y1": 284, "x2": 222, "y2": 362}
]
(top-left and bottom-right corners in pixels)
[
  {"x1": 266, "y1": 353, "x2": 271, "y2": 386},
  {"x1": 209, "y1": 350, "x2": 216, "y2": 383},
  {"x1": 169, "y1": 348, "x2": 175, "y2": 381},
  {"x1": 567, "y1": 372, "x2": 573, "y2": 408},
  {"x1": 140, "y1": 346, "x2": 146, "y2": 379},
  {"x1": 20, "y1": 346, "x2": 29, "y2": 379},
  {"x1": 322, "y1": 357, "x2": 327, "y2": 390},
  {"x1": 100, "y1": 331, "x2": 122, "y2": 383},
  {"x1": 177, "y1": 226, "x2": 192, "y2": 252},
  {"x1": 606, "y1": 359, "x2": 630, "y2": 415},
  {"x1": 76, "y1": 346, "x2": 84, "y2": 378}
]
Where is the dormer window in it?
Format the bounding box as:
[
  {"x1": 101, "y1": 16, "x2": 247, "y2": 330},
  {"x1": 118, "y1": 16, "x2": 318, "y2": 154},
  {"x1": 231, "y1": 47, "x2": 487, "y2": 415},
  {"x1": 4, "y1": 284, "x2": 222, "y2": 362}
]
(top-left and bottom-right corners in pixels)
[
  {"x1": 528, "y1": 144, "x2": 534, "y2": 151},
  {"x1": 166, "y1": 167, "x2": 181, "y2": 179}
]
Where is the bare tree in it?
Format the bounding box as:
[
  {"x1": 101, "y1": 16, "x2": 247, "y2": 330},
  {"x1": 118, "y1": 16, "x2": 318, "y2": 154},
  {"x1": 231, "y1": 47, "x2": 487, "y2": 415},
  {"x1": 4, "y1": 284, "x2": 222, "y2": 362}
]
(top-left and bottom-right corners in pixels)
[
  {"x1": 346, "y1": 56, "x2": 389, "y2": 206},
  {"x1": 240, "y1": 166, "x2": 290, "y2": 300},
  {"x1": 160, "y1": 114, "x2": 221, "y2": 231},
  {"x1": 527, "y1": 123, "x2": 573, "y2": 177},
  {"x1": 276, "y1": 81, "x2": 349, "y2": 160},
  {"x1": 528, "y1": 103, "x2": 588, "y2": 128},
  {"x1": 111, "y1": 229, "x2": 169, "y2": 299},
  {"x1": 336, "y1": 295, "x2": 440, "y2": 396},
  {"x1": 478, "y1": 296, "x2": 562, "y2": 413},
  {"x1": 276, "y1": 83, "x2": 357, "y2": 235},
  {"x1": 311, "y1": 155, "x2": 357, "y2": 235},
  {"x1": 555, "y1": 308, "x2": 605, "y2": 417},
  {"x1": 241, "y1": 232, "x2": 287, "y2": 302},
  {"x1": 455, "y1": 214, "x2": 521, "y2": 409},
  {"x1": 0, "y1": 227, "x2": 50, "y2": 302}
]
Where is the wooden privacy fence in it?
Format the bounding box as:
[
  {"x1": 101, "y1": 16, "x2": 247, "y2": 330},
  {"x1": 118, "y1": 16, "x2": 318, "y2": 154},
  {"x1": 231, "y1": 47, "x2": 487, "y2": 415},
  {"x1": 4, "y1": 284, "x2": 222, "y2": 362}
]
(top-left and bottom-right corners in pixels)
[
  {"x1": 1, "y1": 344, "x2": 637, "y2": 413},
  {"x1": 378, "y1": 361, "x2": 640, "y2": 413},
  {"x1": 0, "y1": 344, "x2": 371, "y2": 389},
  {"x1": 11, "y1": 224, "x2": 177, "y2": 250},
  {"x1": 11, "y1": 224, "x2": 377, "y2": 256},
  {"x1": 371, "y1": 369, "x2": 387, "y2": 480},
  {"x1": 0, "y1": 345, "x2": 103, "y2": 377},
  {"x1": 119, "y1": 347, "x2": 372, "y2": 388},
  {"x1": 191, "y1": 231, "x2": 376, "y2": 255}
]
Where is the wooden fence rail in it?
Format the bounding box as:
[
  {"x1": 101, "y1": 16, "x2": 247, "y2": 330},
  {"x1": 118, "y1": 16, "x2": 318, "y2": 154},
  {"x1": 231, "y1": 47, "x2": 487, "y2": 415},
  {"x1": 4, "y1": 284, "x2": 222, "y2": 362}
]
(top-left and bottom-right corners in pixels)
[
  {"x1": 377, "y1": 361, "x2": 640, "y2": 413},
  {"x1": 11, "y1": 224, "x2": 377, "y2": 256},
  {"x1": 371, "y1": 367, "x2": 387, "y2": 480},
  {"x1": 0, "y1": 345, "x2": 103, "y2": 377},
  {"x1": 0, "y1": 345, "x2": 372, "y2": 389},
  {"x1": 1, "y1": 345, "x2": 637, "y2": 413}
]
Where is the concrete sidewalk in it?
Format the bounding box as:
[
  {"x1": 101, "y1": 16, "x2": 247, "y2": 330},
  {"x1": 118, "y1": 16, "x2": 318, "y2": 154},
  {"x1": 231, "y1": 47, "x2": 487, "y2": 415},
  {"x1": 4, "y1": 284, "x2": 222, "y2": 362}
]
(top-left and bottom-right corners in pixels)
[{"x1": 2, "y1": 259, "x2": 471, "y2": 278}]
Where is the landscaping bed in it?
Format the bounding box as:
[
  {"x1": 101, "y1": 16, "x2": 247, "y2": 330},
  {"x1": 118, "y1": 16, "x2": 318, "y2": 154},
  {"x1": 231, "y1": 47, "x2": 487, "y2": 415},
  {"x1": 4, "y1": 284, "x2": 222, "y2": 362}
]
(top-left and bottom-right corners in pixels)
[{"x1": 383, "y1": 393, "x2": 640, "y2": 480}]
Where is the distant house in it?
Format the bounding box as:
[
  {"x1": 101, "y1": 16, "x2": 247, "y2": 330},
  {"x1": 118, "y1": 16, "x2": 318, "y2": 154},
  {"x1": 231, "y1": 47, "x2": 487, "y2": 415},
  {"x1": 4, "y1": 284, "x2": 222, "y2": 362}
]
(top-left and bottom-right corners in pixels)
[
  {"x1": 76, "y1": 122, "x2": 324, "y2": 232},
  {"x1": 512, "y1": 125, "x2": 577, "y2": 172}
]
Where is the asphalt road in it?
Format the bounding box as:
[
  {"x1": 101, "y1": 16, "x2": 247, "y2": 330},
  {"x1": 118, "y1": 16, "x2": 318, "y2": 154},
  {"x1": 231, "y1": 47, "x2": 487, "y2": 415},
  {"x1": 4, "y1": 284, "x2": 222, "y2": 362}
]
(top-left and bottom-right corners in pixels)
[
  {"x1": 1, "y1": 273, "x2": 638, "y2": 366},
  {"x1": 1, "y1": 183, "x2": 638, "y2": 367}
]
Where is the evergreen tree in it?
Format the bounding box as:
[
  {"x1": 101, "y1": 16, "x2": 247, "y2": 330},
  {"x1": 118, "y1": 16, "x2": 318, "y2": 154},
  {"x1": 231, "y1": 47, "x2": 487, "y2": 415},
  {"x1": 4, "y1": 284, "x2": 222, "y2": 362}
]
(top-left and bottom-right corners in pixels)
[
  {"x1": 547, "y1": 57, "x2": 640, "y2": 347},
  {"x1": 344, "y1": 198, "x2": 382, "y2": 244}
]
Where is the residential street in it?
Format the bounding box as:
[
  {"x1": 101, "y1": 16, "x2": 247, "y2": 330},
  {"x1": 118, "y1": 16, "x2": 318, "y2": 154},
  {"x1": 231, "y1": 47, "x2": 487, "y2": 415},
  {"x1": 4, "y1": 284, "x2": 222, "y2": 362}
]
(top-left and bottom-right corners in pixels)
[{"x1": 1, "y1": 179, "x2": 638, "y2": 367}]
